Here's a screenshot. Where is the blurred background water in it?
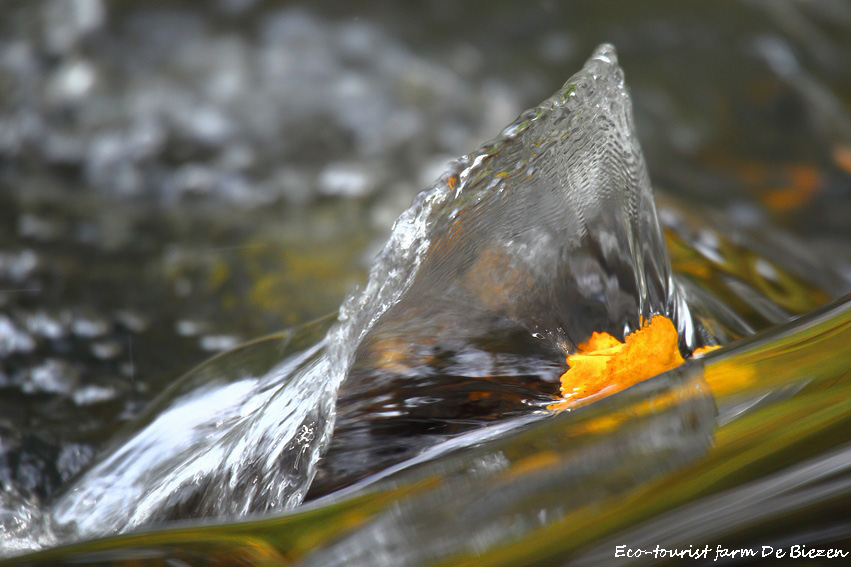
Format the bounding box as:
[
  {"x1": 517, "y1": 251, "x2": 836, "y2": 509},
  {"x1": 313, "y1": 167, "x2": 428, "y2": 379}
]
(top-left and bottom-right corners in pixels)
[{"x1": 1, "y1": 0, "x2": 850, "y2": 563}]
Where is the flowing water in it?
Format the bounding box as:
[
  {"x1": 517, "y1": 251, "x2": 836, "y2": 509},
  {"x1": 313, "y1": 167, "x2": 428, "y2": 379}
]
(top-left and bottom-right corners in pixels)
[
  {"x1": 1, "y1": 2, "x2": 850, "y2": 565},
  {"x1": 10, "y1": 44, "x2": 700, "y2": 547}
]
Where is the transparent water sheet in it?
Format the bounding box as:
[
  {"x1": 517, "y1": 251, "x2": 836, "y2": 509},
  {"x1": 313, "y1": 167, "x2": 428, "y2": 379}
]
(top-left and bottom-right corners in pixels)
[{"x1": 5, "y1": 44, "x2": 699, "y2": 554}]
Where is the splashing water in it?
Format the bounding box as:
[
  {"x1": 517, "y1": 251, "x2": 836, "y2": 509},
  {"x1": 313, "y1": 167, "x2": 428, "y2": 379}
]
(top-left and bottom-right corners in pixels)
[
  {"x1": 49, "y1": 323, "x2": 338, "y2": 542},
  {"x1": 3, "y1": 44, "x2": 698, "y2": 554},
  {"x1": 340, "y1": 44, "x2": 692, "y2": 361},
  {"x1": 314, "y1": 44, "x2": 702, "y2": 494}
]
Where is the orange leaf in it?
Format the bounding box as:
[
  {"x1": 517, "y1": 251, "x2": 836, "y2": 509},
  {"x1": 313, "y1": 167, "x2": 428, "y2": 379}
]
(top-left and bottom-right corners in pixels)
[
  {"x1": 551, "y1": 316, "x2": 685, "y2": 410},
  {"x1": 693, "y1": 345, "x2": 721, "y2": 357}
]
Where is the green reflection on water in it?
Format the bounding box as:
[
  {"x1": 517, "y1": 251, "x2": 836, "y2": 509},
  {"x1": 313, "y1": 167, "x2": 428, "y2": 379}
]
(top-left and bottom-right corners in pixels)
[{"x1": 8, "y1": 297, "x2": 848, "y2": 566}]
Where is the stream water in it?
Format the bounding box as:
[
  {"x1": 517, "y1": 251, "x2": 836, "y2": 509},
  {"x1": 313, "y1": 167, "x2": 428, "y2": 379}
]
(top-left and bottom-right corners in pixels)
[
  {"x1": 7, "y1": 44, "x2": 693, "y2": 547},
  {"x1": 1, "y1": 2, "x2": 850, "y2": 565}
]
